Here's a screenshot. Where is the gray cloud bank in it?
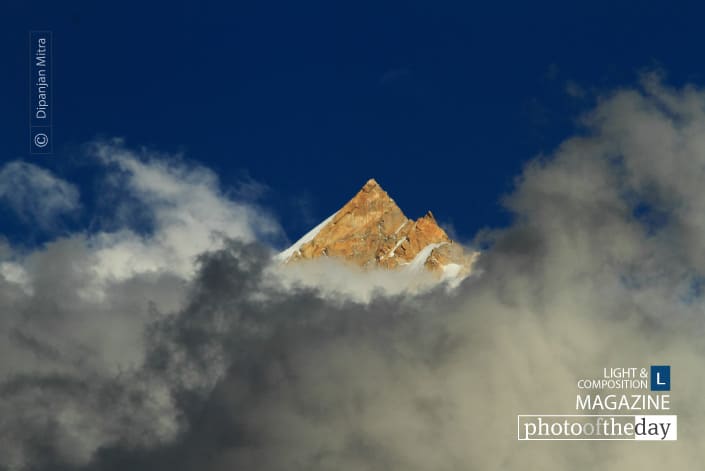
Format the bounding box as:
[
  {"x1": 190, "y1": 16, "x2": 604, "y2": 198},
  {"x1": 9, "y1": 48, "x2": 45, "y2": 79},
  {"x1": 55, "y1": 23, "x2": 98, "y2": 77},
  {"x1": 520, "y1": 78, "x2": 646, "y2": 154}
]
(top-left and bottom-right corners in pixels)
[{"x1": 2, "y1": 76, "x2": 705, "y2": 470}]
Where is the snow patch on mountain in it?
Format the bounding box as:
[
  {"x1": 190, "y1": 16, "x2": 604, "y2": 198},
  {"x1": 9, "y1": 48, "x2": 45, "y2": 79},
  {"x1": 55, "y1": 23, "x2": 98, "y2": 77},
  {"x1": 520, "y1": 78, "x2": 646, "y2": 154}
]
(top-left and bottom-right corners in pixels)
[{"x1": 276, "y1": 211, "x2": 338, "y2": 261}]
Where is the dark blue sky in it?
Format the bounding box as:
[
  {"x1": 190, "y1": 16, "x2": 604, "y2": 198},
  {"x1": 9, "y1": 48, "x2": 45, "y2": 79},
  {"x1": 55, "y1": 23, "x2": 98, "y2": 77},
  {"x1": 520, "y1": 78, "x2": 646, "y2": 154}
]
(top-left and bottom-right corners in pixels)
[{"x1": 3, "y1": 1, "x2": 704, "y2": 245}]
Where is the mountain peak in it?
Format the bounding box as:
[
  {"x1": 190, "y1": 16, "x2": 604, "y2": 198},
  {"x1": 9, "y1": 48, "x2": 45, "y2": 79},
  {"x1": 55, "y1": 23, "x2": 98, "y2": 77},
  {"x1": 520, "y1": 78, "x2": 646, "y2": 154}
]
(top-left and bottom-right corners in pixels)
[
  {"x1": 280, "y1": 179, "x2": 475, "y2": 277},
  {"x1": 357, "y1": 178, "x2": 387, "y2": 195},
  {"x1": 363, "y1": 178, "x2": 380, "y2": 189}
]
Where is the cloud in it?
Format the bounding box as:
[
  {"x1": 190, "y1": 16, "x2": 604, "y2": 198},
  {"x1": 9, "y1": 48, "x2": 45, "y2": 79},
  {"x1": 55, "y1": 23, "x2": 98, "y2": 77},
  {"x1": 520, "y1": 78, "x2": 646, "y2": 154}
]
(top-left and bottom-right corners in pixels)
[
  {"x1": 0, "y1": 141, "x2": 284, "y2": 469},
  {"x1": 87, "y1": 140, "x2": 284, "y2": 283},
  {"x1": 4, "y1": 77, "x2": 705, "y2": 470},
  {"x1": 0, "y1": 161, "x2": 79, "y2": 229}
]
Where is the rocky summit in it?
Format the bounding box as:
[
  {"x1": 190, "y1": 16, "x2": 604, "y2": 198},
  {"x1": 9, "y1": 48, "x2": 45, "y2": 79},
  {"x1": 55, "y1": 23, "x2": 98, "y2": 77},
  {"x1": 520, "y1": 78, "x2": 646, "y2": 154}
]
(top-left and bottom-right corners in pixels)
[{"x1": 279, "y1": 179, "x2": 476, "y2": 277}]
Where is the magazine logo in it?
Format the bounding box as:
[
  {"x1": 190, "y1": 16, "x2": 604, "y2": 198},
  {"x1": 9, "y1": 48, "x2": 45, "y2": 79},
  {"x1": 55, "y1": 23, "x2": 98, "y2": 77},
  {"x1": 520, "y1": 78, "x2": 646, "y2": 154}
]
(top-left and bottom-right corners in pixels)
[
  {"x1": 518, "y1": 364, "x2": 676, "y2": 441},
  {"x1": 518, "y1": 415, "x2": 677, "y2": 441},
  {"x1": 651, "y1": 365, "x2": 670, "y2": 391}
]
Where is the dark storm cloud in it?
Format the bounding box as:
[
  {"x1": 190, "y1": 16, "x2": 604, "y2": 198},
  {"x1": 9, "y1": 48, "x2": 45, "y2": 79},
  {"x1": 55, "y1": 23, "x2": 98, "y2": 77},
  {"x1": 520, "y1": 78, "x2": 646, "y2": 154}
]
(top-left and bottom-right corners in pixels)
[
  {"x1": 0, "y1": 144, "x2": 283, "y2": 470},
  {"x1": 4, "y1": 76, "x2": 705, "y2": 470},
  {"x1": 72, "y1": 240, "x2": 464, "y2": 471}
]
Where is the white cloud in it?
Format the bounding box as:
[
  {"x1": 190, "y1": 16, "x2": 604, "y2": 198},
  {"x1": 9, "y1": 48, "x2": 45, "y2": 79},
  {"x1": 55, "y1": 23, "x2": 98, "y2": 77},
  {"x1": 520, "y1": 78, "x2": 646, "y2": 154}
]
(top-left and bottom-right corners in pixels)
[
  {"x1": 85, "y1": 140, "x2": 283, "y2": 284},
  {"x1": 0, "y1": 161, "x2": 79, "y2": 229}
]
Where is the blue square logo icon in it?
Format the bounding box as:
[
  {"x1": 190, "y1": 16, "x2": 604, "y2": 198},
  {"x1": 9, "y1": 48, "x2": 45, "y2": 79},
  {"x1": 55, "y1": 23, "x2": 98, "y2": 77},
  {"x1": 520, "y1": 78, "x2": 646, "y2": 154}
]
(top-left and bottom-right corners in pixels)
[{"x1": 651, "y1": 365, "x2": 670, "y2": 391}]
